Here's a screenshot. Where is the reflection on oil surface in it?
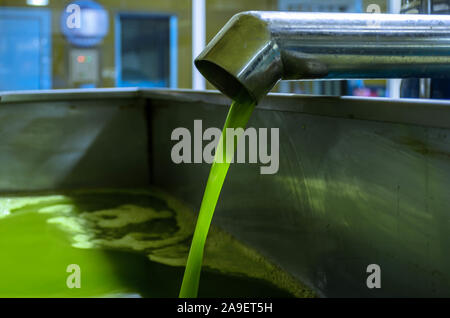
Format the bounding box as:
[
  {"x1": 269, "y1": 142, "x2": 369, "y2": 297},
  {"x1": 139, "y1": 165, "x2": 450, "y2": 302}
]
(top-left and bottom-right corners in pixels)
[{"x1": 0, "y1": 188, "x2": 314, "y2": 298}]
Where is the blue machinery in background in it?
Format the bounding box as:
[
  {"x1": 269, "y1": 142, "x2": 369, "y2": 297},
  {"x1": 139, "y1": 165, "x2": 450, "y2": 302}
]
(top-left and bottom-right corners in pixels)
[
  {"x1": 0, "y1": 8, "x2": 52, "y2": 90},
  {"x1": 115, "y1": 13, "x2": 178, "y2": 89}
]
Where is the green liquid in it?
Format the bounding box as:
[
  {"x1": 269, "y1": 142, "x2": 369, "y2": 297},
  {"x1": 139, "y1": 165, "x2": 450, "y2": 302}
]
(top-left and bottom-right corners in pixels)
[
  {"x1": 179, "y1": 100, "x2": 257, "y2": 298},
  {"x1": 0, "y1": 188, "x2": 311, "y2": 297}
]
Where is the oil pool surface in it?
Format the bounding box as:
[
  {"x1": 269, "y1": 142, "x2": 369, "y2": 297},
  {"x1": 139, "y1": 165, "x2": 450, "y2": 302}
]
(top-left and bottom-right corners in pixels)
[{"x1": 0, "y1": 188, "x2": 313, "y2": 298}]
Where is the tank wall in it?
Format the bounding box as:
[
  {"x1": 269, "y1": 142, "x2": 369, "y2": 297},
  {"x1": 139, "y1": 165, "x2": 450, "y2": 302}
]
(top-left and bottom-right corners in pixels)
[
  {"x1": 149, "y1": 95, "x2": 450, "y2": 297},
  {"x1": 0, "y1": 97, "x2": 150, "y2": 192}
]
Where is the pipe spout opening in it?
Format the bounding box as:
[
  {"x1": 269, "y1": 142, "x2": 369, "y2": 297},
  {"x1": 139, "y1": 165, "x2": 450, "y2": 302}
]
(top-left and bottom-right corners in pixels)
[
  {"x1": 194, "y1": 12, "x2": 283, "y2": 104},
  {"x1": 194, "y1": 59, "x2": 255, "y2": 104}
]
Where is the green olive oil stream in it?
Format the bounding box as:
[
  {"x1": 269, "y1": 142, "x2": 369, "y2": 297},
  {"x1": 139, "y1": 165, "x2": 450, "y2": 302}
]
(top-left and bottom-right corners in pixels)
[{"x1": 179, "y1": 99, "x2": 256, "y2": 298}]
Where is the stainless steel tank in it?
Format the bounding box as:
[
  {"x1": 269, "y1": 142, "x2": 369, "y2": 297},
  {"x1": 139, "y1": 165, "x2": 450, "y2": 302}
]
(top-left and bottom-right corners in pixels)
[{"x1": 2, "y1": 88, "x2": 450, "y2": 297}]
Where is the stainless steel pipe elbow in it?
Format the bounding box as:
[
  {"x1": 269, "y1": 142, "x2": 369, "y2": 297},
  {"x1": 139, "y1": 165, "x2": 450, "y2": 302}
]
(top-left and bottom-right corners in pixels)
[{"x1": 195, "y1": 11, "x2": 450, "y2": 104}]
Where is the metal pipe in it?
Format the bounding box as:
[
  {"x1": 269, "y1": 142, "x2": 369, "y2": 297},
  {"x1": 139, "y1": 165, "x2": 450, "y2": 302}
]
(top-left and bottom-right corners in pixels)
[
  {"x1": 195, "y1": 11, "x2": 450, "y2": 104},
  {"x1": 419, "y1": 0, "x2": 432, "y2": 99},
  {"x1": 192, "y1": 0, "x2": 206, "y2": 90}
]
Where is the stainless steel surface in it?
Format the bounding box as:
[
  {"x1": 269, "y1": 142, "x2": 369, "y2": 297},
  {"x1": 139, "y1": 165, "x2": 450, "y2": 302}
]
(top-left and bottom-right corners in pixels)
[
  {"x1": 426, "y1": 0, "x2": 432, "y2": 13},
  {"x1": 5, "y1": 88, "x2": 450, "y2": 128},
  {"x1": 0, "y1": 94, "x2": 149, "y2": 192},
  {"x1": 403, "y1": 0, "x2": 433, "y2": 99},
  {"x1": 0, "y1": 87, "x2": 141, "y2": 103},
  {"x1": 2, "y1": 88, "x2": 450, "y2": 296},
  {"x1": 421, "y1": 0, "x2": 432, "y2": 100},
  {"x1": 420, "y1": 78, "x2": 432, "y2": 98},
  {"x1": 147, "y1": 89, "x2": 450, "y2": 297},
  {"x1": 195, "y1": 11, "x2": 450, "y2": 104}
]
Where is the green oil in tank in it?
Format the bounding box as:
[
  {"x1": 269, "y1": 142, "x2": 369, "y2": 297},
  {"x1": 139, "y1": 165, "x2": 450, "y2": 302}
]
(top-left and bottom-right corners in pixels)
[{"x1": 0, "y1": 188, "x2": 311, "y2": 297}]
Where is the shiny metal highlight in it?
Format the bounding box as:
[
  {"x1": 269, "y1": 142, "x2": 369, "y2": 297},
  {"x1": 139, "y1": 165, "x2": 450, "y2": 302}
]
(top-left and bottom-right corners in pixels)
[{"x1": 195, "y1": 11, "x2": 450, "y2": 103}]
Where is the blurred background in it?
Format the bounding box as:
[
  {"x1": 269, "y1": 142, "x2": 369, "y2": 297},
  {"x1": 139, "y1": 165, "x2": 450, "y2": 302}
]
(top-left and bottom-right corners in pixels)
[{"x1": 0, "y1": 0, "x2": 445, "y2": 98}]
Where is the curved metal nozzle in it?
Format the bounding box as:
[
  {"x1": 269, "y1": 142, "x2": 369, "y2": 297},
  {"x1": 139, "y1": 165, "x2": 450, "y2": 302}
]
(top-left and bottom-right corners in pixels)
[{"x1": 195, "y1": 11, "x2": 450, "y2": 104}]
